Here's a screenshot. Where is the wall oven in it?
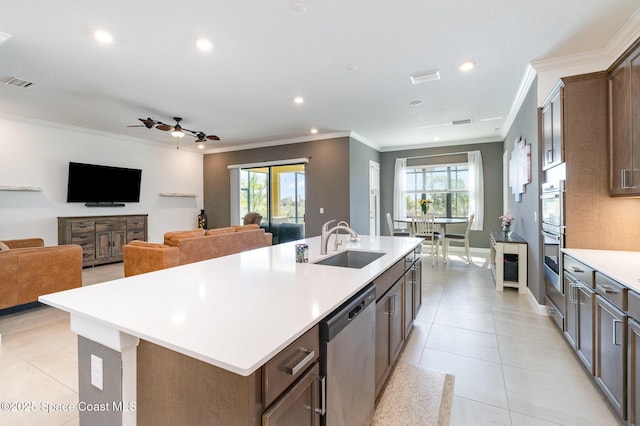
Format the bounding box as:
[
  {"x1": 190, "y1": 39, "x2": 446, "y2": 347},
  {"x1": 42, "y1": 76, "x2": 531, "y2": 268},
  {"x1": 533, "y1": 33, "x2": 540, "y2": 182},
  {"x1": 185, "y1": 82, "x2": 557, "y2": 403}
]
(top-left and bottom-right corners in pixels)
[{"x1": 541, "y1": 180, "x2": 566, "y2": 328}]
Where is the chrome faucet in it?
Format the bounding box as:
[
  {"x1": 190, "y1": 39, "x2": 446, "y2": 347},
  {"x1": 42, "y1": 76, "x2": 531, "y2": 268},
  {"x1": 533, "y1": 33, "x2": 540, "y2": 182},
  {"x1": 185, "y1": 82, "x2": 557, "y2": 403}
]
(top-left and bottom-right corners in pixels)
[{"x1": 321, "y1": 220, "x2": 358, "y2": 255}]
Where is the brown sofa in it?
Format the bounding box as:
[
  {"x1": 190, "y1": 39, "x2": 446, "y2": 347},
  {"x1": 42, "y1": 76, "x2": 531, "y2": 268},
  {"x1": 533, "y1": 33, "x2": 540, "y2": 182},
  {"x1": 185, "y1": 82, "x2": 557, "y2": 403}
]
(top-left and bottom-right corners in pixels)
[
  {"x1": 0, "y1": 238, "x2": 83, "y2": 310},
  {"x1": 123, "y1": 225, "x2": 272, "y2": 277}
]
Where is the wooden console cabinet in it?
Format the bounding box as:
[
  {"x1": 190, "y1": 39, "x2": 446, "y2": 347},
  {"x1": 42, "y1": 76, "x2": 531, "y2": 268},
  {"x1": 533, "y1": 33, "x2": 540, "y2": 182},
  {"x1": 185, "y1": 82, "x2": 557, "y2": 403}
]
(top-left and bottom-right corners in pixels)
[{"x1": 58, "y1": 214, "x2": 147, "y2": 267}]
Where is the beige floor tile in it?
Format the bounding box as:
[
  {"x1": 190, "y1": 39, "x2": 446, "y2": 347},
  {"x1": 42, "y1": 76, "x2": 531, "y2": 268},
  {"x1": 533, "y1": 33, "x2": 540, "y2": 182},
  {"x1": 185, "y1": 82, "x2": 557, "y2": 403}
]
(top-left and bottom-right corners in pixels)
[
  {"x1": 426, "y1": 324, "x2": 501, "y2": 363},
  {"x1": 2, "y1": 381, "x2": 78, "y2": 426},
  {"x1": 497, "y1": 333, "x2": 585, "y2": 378},
  {"x1": 0, "y1": 361, "x2": 62, "y2": 400},
  {"x1": 510, "y1": 411, "x2": 566, "y2": 425},
  {"x1": 434, "y1": 306, "x2": 496, "y2": 334},
  {"x1": 503, "y1": 365, "x2": 618, "y2": 426},
  {"x1": 419, "y1": 348, "x2": 508, "y2": 409},
  {"x1": 449, "y1": 396, "x2": 511, "y2": 426},
  {"x1": 414, "y1": 303, "x2": 437, "y2": 323}
]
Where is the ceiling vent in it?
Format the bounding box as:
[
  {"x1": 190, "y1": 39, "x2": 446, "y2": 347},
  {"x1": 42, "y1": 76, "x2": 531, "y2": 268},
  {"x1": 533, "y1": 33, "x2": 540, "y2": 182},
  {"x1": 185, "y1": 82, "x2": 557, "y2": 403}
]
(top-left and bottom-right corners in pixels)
[
  {"x1": 452, "y1": 118, "x2": 472, "y2": 125},
  {"x1": 410, "y1": 70, "x2": 440, "y2": 84},
  {"x1": 5, "y1": 77, "x2": 35, "y2": 88}
]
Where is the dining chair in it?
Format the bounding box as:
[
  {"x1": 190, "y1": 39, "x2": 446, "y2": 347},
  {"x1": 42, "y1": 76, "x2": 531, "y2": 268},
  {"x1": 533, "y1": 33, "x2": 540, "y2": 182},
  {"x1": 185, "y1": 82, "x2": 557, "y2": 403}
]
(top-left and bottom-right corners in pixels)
[
  {"x1": 443, "y1": 214, "x2": 474, "y2": 263},
  {"x1": 411, "y1": 214, "x2": 441, "y2": 267},
  {"x1": 386, "y1": 212, "x2": 410, "y2": 236}
]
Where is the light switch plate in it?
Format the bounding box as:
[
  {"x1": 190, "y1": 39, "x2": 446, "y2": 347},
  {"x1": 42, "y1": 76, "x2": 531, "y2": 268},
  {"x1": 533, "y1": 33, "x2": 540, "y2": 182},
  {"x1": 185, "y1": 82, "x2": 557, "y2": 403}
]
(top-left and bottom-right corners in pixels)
[{"x1": 91, "y1": 354, "x2": 103, "y2": 390}]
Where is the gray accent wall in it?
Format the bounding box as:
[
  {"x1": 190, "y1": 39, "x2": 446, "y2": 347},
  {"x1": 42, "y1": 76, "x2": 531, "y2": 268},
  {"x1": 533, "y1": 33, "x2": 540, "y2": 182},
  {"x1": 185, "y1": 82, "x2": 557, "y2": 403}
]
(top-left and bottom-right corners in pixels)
[
  {"x1": 203, "y1": 137, "x2": 351, "y2": 237},
  {"x1": 379, "y1": 141, "x2": 504, "y2": 249},
  {"x1": 503, "y1": 77, "x2": 543, "y2": 304}
]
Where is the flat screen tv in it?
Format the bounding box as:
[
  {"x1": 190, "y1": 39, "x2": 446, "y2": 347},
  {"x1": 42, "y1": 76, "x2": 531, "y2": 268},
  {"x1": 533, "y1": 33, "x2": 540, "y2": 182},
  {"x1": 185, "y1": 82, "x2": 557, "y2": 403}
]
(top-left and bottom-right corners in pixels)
[{"x1": 67, "y1": 162, "x2": 142, "y2": 206}]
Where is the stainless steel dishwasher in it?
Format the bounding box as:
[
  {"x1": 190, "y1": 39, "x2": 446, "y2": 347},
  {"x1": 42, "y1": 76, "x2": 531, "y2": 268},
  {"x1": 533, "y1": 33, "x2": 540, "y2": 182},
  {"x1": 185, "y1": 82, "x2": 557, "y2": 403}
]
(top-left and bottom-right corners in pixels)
[{"x1": 320, "y1": 284, "x2": 376, "y2": 426}]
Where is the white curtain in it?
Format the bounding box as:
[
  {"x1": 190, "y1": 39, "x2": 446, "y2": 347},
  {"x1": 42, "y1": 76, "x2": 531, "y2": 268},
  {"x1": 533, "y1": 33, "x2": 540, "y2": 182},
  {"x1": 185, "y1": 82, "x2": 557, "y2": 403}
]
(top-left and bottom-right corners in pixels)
[
  {"x1": 393, "y1": 158, "x2": 407, "y2": 222},
  {"x1": 467, "y1": 151, "x2": 484, "y2": 230}
]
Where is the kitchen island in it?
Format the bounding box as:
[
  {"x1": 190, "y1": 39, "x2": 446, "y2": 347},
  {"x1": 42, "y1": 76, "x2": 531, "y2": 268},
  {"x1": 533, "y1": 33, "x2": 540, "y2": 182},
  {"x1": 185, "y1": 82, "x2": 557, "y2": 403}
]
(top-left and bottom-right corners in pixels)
[{"x1": 40, "y1": 235, "x2": 423, "y2": 426}]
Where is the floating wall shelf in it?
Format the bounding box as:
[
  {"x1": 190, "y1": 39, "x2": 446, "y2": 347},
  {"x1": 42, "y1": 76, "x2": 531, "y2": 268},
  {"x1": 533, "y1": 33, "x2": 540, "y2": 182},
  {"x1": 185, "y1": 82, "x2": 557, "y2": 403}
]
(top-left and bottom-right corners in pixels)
[
  {"x1": 159, "y1": 192, "x2": 197, "y2": 197},
  {"x1": 0, "y1": 185, "x2": 43, "y2": 192}
]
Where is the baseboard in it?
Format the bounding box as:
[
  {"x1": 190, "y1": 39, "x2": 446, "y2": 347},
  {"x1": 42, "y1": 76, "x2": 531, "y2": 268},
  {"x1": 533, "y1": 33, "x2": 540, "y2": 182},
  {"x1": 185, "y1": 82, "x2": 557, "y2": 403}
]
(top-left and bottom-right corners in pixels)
[
  {"x1": 445, "y1": 246, "x2": 490, "y2": 254},
  {"x1": 527, "y1": 288, "x2": 548, "y2": 316}
]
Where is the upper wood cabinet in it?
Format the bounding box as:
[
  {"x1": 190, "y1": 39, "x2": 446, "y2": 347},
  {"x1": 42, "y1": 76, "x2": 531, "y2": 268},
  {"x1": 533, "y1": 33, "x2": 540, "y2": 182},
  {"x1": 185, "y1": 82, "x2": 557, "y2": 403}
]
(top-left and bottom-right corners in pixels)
[
  {"x1": 609, "y1": 40, "x2": 640, "y2": 196},
  {"x1": 540, "y1": 82, "x2": 564, "y2": 170}
]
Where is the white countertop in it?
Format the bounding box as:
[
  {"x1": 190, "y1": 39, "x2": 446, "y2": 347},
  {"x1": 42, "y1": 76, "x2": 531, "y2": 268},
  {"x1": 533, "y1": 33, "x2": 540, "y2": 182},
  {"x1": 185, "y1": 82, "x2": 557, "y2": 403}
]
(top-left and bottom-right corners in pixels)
[
  {"x1": 40, "y1": 235, "x2": 422, "y2": 376},
  {"x1": 563, "y1": 248, "x2": 640, "y2": 293}
]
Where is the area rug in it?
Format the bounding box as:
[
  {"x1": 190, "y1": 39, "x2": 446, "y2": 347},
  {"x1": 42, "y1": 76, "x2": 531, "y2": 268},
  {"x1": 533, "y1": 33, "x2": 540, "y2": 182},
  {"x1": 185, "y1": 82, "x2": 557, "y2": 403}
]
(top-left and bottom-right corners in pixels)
[{"x1": 371, "y1": 361, "x2": 455, "y2": 426}]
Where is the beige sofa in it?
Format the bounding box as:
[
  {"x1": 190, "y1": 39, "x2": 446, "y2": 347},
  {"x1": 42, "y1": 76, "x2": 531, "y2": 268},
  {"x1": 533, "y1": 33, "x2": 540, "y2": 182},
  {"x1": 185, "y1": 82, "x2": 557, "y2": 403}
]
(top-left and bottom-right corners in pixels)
[
  {"x1": 123, "y1": 225, "x2": 272, "y2": 277},
  {"x1": 0, "y1": 238, "x2": 83, "y2": 310}
]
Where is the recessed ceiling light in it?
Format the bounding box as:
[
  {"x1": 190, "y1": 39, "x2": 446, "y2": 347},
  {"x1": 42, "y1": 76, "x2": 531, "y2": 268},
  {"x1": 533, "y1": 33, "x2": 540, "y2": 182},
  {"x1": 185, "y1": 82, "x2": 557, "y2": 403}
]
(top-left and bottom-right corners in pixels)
[
  {"x1": 293, "y1": 96, "x2": 304, "y2": 104},
  {"x1": 94, "y1": 30, "x2": 113, "y2": 44},
  {"x1": 433, "y1": 136, "x2": 440, "y2": 141},
  {"x1": 289, "y1": 1, "x2": 307, "y2": 13},
  {"x1": 310, "y1": 128, "x2": 318, "y2": 134},
  {"x1": 196, "y1": 38, "x2": 213, "y2": 52},
  {"x1": 410, "y1": 100, "x2": 423, "y2": 107},
  {"x1": 198, "y1": 144, "x2": 205, "y2": 149},
  {"x1": 0, "y1": 31, "x2": 12, "y2": 45},
  {"x1": 459, "y1": 61, "x2": 475, "y2": 71},
  {"x1": 479, "y1": 116, "x2": 502, "y2": 122}
]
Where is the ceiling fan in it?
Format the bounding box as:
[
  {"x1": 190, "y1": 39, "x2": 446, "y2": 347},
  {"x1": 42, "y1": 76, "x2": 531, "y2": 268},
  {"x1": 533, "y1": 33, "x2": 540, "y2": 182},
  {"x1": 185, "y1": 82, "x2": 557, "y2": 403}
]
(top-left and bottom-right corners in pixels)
[{"x1": 128, "y1": 117, "x2": 220, "y2": 143}]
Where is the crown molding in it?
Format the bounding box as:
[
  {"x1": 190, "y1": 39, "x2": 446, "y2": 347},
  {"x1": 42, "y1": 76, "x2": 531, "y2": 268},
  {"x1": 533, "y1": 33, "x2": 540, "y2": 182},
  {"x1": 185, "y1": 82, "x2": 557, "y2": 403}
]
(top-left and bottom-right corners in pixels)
[
  {"x1": 204, "y1": 131, "x2": 352, "y2": 153},
  {"x1": 499, "y1": 63, "x2": 537, "y2": 141}
]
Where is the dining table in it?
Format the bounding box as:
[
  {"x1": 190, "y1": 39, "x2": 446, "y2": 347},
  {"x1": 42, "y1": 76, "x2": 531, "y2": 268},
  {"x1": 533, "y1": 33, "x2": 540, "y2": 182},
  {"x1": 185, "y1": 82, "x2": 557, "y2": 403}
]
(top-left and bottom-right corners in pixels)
[{"x1": 395, "y1": 216, "x2": 468, "y2": 262}]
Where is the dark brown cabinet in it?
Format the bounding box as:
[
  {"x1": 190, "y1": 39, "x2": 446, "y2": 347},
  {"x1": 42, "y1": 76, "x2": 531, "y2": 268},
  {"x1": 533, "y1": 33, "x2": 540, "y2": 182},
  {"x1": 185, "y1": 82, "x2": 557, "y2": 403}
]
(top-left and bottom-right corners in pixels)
[
  {"x1": 595, "y1": 293, "x2": 627, "y2": 419},
  {"x1": 375, "y1": 279, "x2": 404, "y2": 396},
  {"x1": 629, "y1": 318, "x2": 640, "y2": 426},
  {"x1": 262, "y1": 363, "x2": 320, "y2": 426},
  {"x1": 609, "y1": 40, "x2": 640, "y2": 196},
  {"x1": 58, "y1": 214, "x2": 147, "y2": 267},
  {"x1": 541, "y1": 85, "x2": 563, "y2": 170}
]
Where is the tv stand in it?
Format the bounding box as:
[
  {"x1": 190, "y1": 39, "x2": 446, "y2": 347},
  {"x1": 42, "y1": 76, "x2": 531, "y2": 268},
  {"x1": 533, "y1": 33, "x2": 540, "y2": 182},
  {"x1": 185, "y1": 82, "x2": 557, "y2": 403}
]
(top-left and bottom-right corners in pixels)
[
  {"x1": 58, "y1": 214, "x2": 148, "y2": 267},
  {"x1": 85, "y1": 202, "x2": 125, "y2": 207}
]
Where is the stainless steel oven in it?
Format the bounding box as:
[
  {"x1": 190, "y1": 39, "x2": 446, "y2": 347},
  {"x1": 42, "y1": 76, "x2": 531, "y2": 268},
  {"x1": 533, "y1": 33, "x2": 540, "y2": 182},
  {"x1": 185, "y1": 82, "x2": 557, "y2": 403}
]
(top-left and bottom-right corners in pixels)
[{"x1": 541, "y1": 180, "x2": 566, "y2": 328}]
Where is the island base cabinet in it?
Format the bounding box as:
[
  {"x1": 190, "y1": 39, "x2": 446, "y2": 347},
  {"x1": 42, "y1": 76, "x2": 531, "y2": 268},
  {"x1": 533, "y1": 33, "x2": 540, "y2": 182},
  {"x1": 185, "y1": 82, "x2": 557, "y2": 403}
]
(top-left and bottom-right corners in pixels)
[
  {"x1": 628, "y1": 318, "x2": 640, "y2": 425},
  {"x1": 595, "y1": 295, "x2": 627, "y2": 420},
  {"x1": 262, "y1": 363, "x2": 320, "y2": 426},
  {"x1": 375, "y1": 279, "x2": 404, "y2": 397}
]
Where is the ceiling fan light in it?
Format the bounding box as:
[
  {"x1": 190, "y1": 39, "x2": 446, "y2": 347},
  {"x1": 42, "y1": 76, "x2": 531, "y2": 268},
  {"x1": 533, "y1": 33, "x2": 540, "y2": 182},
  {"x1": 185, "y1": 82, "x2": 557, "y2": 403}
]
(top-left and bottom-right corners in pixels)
[{"x1": 171, "y1": 129, "x2": 185, "y2": 138}]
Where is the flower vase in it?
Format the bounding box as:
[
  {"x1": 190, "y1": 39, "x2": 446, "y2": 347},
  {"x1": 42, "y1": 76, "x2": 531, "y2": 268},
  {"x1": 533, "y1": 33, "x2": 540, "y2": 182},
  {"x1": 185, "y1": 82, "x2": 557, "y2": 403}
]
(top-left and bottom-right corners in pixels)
[
  {"x1": 503, "y1": 226, "x2": 511, "y2": 238},
  {"x1": 421, "y1": 206, "x2": 428, "y2": 215}
]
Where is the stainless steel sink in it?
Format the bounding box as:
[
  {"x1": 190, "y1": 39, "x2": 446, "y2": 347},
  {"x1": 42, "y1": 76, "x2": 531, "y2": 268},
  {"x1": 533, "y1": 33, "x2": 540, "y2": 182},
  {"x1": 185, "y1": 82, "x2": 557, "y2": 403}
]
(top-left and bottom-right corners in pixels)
[{"x1": 313, "y1": 250, "x2": 385, "y2": 268}]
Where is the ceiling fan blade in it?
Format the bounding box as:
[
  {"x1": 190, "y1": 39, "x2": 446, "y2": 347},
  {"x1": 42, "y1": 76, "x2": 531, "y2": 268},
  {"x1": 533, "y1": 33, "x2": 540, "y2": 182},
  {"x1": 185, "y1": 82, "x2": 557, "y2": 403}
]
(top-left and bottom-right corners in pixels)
[
  {"x1": 207, "y1": 135, "x2": 220, "y2": 141},
  {"x1": 156, "y1": 124, "x2": 173, "y2": 131},
  {"x1": 127, "y1": 125, "x2": 146, "y2": 128},
  {"x1": 138, "y1": 117, "x2": 156, "y2": 129}
]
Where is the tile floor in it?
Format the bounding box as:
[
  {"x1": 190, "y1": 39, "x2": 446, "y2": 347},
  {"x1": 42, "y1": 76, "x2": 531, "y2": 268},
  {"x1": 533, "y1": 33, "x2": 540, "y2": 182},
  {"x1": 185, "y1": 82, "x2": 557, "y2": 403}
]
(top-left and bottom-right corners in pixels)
[{"x1": 0, "y1": 255, "x2": 623, "y2": 425}]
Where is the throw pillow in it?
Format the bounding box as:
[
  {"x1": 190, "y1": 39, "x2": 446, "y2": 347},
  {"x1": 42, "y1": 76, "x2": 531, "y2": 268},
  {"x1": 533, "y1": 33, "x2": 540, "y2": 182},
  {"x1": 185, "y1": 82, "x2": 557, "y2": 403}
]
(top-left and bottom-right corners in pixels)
[{"x1": 0, "y1": 241, "x2": 10, "y2": 251}]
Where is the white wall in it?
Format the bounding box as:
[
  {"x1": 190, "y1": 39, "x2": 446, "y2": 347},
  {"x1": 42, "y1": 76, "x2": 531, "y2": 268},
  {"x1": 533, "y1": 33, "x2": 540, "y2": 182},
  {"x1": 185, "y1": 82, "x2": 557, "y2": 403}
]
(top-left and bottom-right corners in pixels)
[{"x1": 0, "y1": 114, "x2": 204, "y2": 244}]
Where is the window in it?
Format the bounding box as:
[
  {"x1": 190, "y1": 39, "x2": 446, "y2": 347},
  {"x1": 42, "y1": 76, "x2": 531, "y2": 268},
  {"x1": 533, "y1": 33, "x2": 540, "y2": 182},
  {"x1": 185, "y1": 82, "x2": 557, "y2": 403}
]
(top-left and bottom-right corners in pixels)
[{"x1": 405, "y1": 164, "x2": 469, "y2": 217}]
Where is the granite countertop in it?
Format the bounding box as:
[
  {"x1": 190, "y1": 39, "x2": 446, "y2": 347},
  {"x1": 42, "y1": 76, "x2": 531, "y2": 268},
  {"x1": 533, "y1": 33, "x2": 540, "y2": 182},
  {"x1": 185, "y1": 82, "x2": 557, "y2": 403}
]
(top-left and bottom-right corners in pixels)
[
  {"x1": 40, "y1": 235, "x2": 422, "y2": 376},
  {"x1": 563, "y1": 248, "x2": 640, "y2": 293}
]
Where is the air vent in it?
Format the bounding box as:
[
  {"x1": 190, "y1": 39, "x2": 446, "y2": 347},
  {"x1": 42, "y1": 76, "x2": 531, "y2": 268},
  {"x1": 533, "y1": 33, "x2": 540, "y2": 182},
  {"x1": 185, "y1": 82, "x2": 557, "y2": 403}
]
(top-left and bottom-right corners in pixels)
[
  {"x1": 5, "y1": 77, "x2": 35, "y2": 88},
  {"x1": 452, "y1": 119, "x2": 472, "y2": 125},
  {"x1": 410, "y1": 70, "x2": 440, "y2": 84}
]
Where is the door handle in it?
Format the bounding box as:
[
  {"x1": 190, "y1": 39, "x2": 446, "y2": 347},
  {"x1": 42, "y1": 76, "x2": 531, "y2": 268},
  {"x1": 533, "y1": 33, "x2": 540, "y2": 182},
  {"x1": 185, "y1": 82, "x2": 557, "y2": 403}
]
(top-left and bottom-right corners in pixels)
[
  {"x1": 315, "y1": 375, "x2": 326, "y2": 415},
  {"x1": 389, "y1": 293, "x2": 397, "y2": 316},
  {"x1": 613, "y1": 319, "x2": 623, "y2": 346},
  {"x1": 282, "y1": 349, "x2": 315, "y2": 376}
]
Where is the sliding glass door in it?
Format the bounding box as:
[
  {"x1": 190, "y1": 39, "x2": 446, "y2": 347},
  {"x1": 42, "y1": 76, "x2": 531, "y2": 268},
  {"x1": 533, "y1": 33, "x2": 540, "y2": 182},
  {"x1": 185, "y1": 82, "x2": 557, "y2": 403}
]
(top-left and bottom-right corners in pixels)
[{"x1": 240, "y1": 164, "x2": 305, "y2": 244}]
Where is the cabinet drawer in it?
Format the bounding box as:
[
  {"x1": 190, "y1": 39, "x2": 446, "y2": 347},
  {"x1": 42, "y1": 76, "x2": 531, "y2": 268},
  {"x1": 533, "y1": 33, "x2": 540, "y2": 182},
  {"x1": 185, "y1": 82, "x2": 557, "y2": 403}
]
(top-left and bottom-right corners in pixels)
[
  {"x1": 127, "y1": 230, "x2": 146, "y2": 242},
  {"x1": 127, "y1": 217, "x2": 146, "y2": 229},
  {"x1": 95, "y1": 220, "x2": 126, "y2": 232},
  {"x1": 629, "y1": 291, "x2": 640, "y2": 320},
  {"x1": 263, "y1": 325, "x2": 319, "y2": 408},
  {"x1": 71, "y1": 220, "x2": 95, "y2": 233},
  {"x1": 564, "y1": 255, "x2": 594, "y2": 287},
  {"x1": 595, "y1": 272, "x2": 627, "y2": 311},
  {"x1": 373, "y1": 258, "x2": 405, "y2": 300},
  {"x1": 72, "y1": 235, "x2": 95, "y2": 246}
]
